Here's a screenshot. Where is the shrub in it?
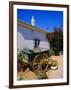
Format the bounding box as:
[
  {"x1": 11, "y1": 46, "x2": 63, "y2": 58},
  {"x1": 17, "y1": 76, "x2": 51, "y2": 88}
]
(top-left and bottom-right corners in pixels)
[
  {"x1": 53, "y1": 48, "x2": 60, "y2": 55},
  {"x1": 46, "y1": 28, "x2": 63, "y2": 55},
  {"x1": 47, "y1": 49, "x2": 55, "y2": 57}
]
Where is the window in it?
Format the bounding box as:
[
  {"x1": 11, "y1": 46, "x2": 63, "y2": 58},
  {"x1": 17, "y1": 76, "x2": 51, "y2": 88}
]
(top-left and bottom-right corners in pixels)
[{"x1": 34, "y1": 39, "x2": 40, "y2": 48}]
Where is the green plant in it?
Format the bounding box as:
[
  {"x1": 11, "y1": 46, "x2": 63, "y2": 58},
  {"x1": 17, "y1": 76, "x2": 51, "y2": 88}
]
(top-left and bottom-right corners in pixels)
[
  {"x1": 47, "y1": 59, "x2": 53, "y2": 69},
  {"x1": 17, "y1": 74, "x2": 23, "y2": 80},
  {"x1": 46, "y1": 28, "x2": 63, "y2": 55},
  {"x1": 17, "y1": 48, "x2": 30, "y2": 61},
  {"x1": 37, "y1": 72, "x2": 48, "y2": 79},
  {"x1": 47, "y1": 59, "x2": 53, "y2": 65},
  {"x1": 53, "y1": 48, "x2": 60, "y2": 55},
  {"x1": 47, "y1": 49, "x2": 55, "y2": 57},
  {"x1": 51, "y1": 60, "x2": 57, "y2": 67}
]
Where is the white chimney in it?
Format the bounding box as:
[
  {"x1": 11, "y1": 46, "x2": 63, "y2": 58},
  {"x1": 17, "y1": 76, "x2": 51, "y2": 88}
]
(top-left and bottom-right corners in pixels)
[{"x1": 31, "y1": 16, "x2": 35, "y2": 26}]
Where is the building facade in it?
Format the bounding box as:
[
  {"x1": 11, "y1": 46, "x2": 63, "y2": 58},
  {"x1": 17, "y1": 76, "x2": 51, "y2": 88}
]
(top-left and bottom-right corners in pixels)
[{"x1": 17, "y1": 17, "x2": 50, "y2": 51}]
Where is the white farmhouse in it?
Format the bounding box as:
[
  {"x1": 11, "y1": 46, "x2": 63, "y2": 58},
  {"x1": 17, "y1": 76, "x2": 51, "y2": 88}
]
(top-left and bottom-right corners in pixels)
[{"x1": 17, "y1": 16, "x2": 50, "y2": 52}]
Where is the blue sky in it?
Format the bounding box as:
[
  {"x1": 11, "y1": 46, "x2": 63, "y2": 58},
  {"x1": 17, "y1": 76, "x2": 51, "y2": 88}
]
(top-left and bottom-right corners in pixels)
[{"x1": 17, "y1": 9, "x2": 63, "y2": 32}]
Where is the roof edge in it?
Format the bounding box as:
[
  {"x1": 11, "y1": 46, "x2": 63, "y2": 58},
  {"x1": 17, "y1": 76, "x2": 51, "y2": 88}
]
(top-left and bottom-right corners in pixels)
[{"x1": 17, "y1": 19, "x2": 48, "y2": 34}]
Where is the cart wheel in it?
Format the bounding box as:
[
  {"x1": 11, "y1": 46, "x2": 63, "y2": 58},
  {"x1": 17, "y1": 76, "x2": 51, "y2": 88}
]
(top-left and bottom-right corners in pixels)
[{"x1": 32, "y1": 53, "x2": 49, "y2": 73}]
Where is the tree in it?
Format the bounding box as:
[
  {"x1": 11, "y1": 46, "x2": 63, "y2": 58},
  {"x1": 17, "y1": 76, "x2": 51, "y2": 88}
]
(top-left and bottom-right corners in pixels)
[{"x1": 47, "y1": 27, "x2": 63, "y2": 55}]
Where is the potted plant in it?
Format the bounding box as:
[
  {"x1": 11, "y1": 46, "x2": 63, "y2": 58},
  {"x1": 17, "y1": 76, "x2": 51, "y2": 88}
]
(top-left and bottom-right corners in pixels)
[{"x1": 51, "y1": 60, "x2": 58, "y2": 70}]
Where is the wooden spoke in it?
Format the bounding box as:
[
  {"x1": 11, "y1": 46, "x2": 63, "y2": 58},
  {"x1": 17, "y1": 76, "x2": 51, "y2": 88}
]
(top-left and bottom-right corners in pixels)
[
  {"x1": 33, "y1": 65, "x2": 39, "y2": 70},
  {"x1": 42, "y1": 63, "x2": 47, "y2": 67}
]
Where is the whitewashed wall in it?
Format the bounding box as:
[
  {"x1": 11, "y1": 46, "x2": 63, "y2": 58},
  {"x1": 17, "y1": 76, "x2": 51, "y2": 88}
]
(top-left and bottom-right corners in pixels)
[{"x1": 17, "y1": 26, "x2": 50, "y2": 50}]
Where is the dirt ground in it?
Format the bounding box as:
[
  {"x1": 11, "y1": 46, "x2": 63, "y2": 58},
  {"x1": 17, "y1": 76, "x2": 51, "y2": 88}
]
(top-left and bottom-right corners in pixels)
[
  {"x1": 46, "y1": 55, "x2": 63, "y2": 79},
  {"x1": 17, "y1": 55, "x2": 63, "y2": 80},
  {"x1": 17, "y1": 69, "x2": 37, "y2": 80}
]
